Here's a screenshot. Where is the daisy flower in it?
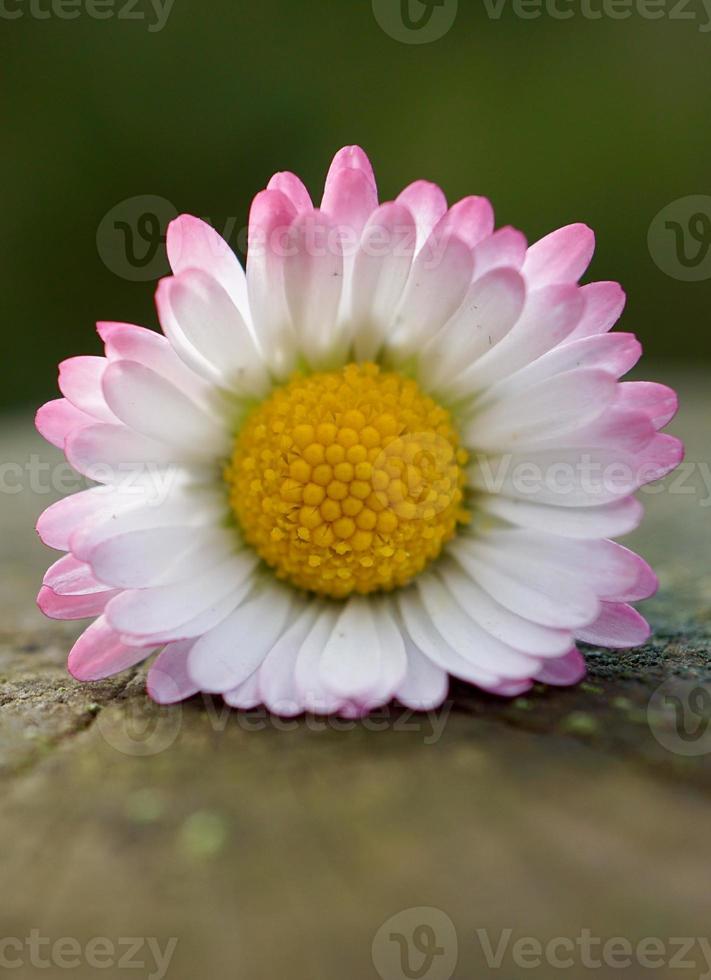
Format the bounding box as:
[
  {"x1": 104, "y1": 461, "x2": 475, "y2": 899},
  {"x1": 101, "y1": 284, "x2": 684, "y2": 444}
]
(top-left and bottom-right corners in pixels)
[{"x1": 35, "y1": 146, "x2": 682, "y2": 715}]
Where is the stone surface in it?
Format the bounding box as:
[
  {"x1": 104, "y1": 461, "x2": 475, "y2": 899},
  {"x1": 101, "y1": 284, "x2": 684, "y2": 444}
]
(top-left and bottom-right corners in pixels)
[{"x1": 1, "y1": 370, "x2": 709, "y2": 979}]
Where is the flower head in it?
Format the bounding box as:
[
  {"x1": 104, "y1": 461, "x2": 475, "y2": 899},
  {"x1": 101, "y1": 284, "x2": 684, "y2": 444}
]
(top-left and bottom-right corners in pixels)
[{"x1": 36, "y1": 146, "x2": 683, "y2": 714}]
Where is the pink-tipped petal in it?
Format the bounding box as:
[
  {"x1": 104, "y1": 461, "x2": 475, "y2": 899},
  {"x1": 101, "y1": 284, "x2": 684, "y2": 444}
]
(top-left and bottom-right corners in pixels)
[
  {"x1": 616, "y1": 381, "x2": 679, "y2": 430},
  {"x1": 43, "y1": 553, "x2": 109, "y2": 595},
  {"x1": 38, "y1": 585, "x2": 117, "y2": 620},
  {"x1": 633, "y1": 433, "x2": 685, "y2": 486},
  {"x1": 523, "y1": 223, "x2": 595, "y2": 286},
  {"x1": 434, "y1": 196, "x2": 494, "y2": 250},
  {"x1": 147, "y1": 641, "x2": 200, "y2": 704},
  {"x1": 325, "y1": 145, "x2": 376, "y2": 188},
  {"x1": 267, "y1": 171, "x2": 313, "y2": 214},
  {"x1": 68, "y1": 616, "x2": 154, "y2": 681},
  {"x1": 535, "y1": 648, "x2": 587, "y2": 686},
  {"x1": 166, "y1": 214, "x2": 249, "y2": 318},
  {"x1": 58, "y1": 356, "x2": 117, "y2": 423},
  {"x1": 576, "y1": 602, "x2": 651, "y2": 648},
  {"x1": 35, "y1": 398, "x2": 94, "y2": 449},
  {"x1": 97, "y1": 321, "x2": 217, "y2": 413},
  {"x1": 566, "y1": 281, "x2": 626, "y2": 341},
  {"x1": 36, "y1": 486, "x2": 142, "y2": 551},
  {"x1": 246, "y1": 188, "x2": 298, "y2": 377},
  {"x1": 396, "y1": 180, "x2": 448, "y2": 253},
  {"x1": 471, "y1": 226, "x2": 528, "y2": 277},
  {"x1": 321, "y1": 166, "x2": 379, "y2": 241}
]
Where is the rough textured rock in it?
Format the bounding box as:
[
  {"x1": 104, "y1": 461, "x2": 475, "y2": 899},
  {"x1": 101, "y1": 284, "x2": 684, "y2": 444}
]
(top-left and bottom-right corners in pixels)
[{"x1": 1, "y1": 370, "x2": 708, "y2": 979}]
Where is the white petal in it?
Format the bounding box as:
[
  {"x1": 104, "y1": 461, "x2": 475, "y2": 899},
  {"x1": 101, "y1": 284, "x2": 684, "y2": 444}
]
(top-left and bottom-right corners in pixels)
[
  {"x1": 295, "y1": 606, "x2": 345, "y2": 714},
  {"x1": 350, "y1": 202, "x2": 416, "y2": 361},
  {"x1": 188, "y1": 584, "x2": 292, "y2": 693},
  {"x1": 416, "y1": 575, "x2": 540, "y2": 678},
  {"x1": 283, "y1": 210, "x2": 346, "y2": 370},
  {"x1": 319, "y1": 595, "x2": 383, "y2": 701},
  {"x1": 120, "y1": 585, "x2": 251, "y2": 646},
  {"x1": 463, "y1": 369, "x2": 616, "y2": 451},
  {"x1": 480, "y1": 494, "x2": 643, "y2": 539},
  {"x1": 395, "y1": 633, "x2": 449, "y2": 711},
  {"x1": 105, "y1": 553, "x2": 259, "y2": 638},
  {"x1": 88, "y1": 526, "x2": 237, "y2": 589},
  {"x1": 223, "y1": 669, "x2": 262, "y2": 709},
  {"x1": 419, "y1": 268, "x2": 526, "y2": 392},
  {"x1": 387, "y1": 234, "x2": 474, "y2": 362},
  {"x1": 102, "y1": 360, "x2": 229, "y2": 457},
  {"x1": 450, "y1": 539, "x2": 599, "y2": 629},
  {"x1": 371, "y1": 600, "x2": 408, "y2": 701},
  {"x1": 448, "y1": 284, "x2": 583, "y2": 398},
  {"x1": 397, "y1": 588, "x2": 500, "y2": 687},
  {"x1": 437, "y1": 559, "x2": 572, "y2": 656},
  {"x1": 156, "y1": 269, "x2": 270, "y2": 397},
  {"x1": 259, "y1": 601, "x2": 320, "y2": 716}
]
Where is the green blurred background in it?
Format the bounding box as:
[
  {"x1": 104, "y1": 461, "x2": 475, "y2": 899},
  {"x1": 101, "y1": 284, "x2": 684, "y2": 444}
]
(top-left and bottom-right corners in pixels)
[{"x1": 3, "y1": 0, "x2": 710, "y2": 411}]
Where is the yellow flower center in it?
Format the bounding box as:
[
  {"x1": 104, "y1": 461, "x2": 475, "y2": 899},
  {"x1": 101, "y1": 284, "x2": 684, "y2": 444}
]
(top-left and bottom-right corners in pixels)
[{"x1": 225, "y1": 362, "x2": 468, "y2": 598}]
